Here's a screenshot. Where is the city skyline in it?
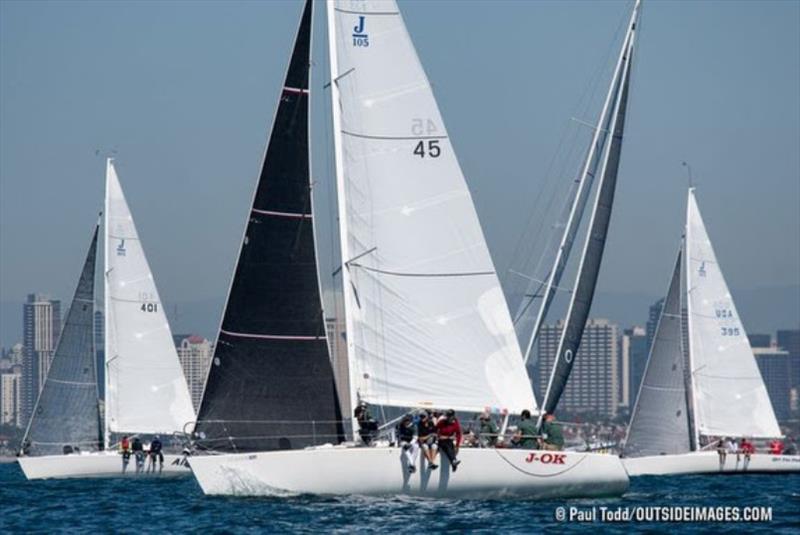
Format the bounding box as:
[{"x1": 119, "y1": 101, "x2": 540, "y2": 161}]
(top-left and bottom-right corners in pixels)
[{"x1": 1, "y1": 1, "x2": 798, "y2": 352}]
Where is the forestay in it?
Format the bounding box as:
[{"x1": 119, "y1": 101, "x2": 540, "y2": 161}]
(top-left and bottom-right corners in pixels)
[
  {"x1": 623, "y1": 251, "x2": 691, "y2": 457},
  {"x1": 23, "y1": 225, "x2": 102, "y2": 456},
  {"x1": 684, "y1": 189, "x2": 780, "y2": 438},
  {"x1": 329, "y1": 0, "x2": 535, "y2": 413},
  {"x1": 104, "y1": 160, "x2": 196, "y2": 436}
]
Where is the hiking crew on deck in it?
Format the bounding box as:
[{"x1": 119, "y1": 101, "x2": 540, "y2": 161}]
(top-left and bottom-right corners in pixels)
[
  {"x1": 396, "y1": 416, "x2": 419, "y2": 473},
  {"x1": 120, "y1": 435, "x2": 131, "y2": 474},
  {"x1": 436, "y1": 409, "x2": 462, "y2": 471},
  {"x1": 417, "y1": 411, "x2": 439, "y2": 470}
]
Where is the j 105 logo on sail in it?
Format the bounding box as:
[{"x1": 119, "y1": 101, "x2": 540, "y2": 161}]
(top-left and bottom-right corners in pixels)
[
  {"x1": 116, "y1": 239, "x2": 126, "y2": 257},
  {"x1": 352, "y1": 16, "x2": 369, "y2": 47}
]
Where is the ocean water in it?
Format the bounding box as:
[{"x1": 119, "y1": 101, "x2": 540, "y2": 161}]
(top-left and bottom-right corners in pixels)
[{"x1": 1, "y1": 462, "x2": 798, "y2": 533}]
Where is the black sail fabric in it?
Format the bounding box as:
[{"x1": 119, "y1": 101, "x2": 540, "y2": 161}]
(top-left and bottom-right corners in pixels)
[
  {"x1": 195, "y1": 0, "x2": 344, "y2": 452},
  {"x1": 22, "y1": 224, "x2": 102, "y2": 456},
  {"x1": 541, "y1": 35, "x2": 635, "y2": 418}
]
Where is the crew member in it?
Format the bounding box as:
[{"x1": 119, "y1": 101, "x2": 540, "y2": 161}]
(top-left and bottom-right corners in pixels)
[
  {"x1": 354, "y1": 403, "x2": 379, "y2": 445},
  {"x1": 396, "y1": 416, "x2": 419, "y2": 473},
  {"x1": 513, "y1": 410, "x2": 538, "y2": 449},
  {"x1": 149, "y1": 435, "x2": 164, "y2": 473},
  {"x1": 131, "y1": 436, "x2": 145, "y2": 474},
  {"x1": 478, "y1": 413, "x2": 499, "y2": 448},
  {"x1": 541, "y1": 413, "x2": 564, "y2": 451},
  {"x1": 120, "y1": 435, "x2": 132, "y2": 474},
  {"x1": 417, "y1": 411, "x2": 439, "y2": 470},
  {"x1": 436, "y1": 409, "x2": 462, "y2": 471}
]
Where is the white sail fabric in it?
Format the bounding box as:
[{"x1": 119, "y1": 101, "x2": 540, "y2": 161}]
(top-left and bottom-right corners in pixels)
[
  {"x1": 624, "y1": 251, "x2": 691, "y2": 457},
  {"x1": 329, "y1": 0, "x2": 535, "y2": 413},
  {"x1": 104, "y1": 160, "x2": 196, "y2": 435},
  {"x1": 685, "y1": 189, "x2": 780, "y2": 438}
]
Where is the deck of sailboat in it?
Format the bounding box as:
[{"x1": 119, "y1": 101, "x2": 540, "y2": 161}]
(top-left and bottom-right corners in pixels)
[
  {"x1": 189, "y1": 445, "x2": 628, "y2": 498},
  {"x1": 622, "y1": 451, "x2": 800, "y2": 477}
]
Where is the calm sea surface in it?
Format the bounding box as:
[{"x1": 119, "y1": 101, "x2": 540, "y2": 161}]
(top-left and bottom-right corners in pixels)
[{"x1": 1, "y1": 462, "x2": 798, "y2": 533}]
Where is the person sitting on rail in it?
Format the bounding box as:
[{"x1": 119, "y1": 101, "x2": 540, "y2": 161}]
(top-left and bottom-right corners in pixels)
[
  {"x1": 417, "y1": 411, "x2": 439, "y2": 470},
  {"x1": 396, "y1": 415, "x2": 419, "y2": 474},
  {"x1": 436, "y1": 409, "x2": 462, "y2": 471}
]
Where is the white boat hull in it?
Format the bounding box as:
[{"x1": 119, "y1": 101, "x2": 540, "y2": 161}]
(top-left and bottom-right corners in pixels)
[
  {"x1": 623, "y1": 451, "x2": 800, "y2": 476},
  {"x1": 18, "y1": 451, "x2": 191, "y2": 480},
  {"x1": 190, "y1": 446, "x2": 628, "y2": 498}
]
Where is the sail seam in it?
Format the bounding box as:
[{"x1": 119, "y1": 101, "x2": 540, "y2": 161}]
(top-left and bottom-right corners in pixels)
[
  {"x1": 334, "y1": 8, "x2": 399, "y2": 15},
  {"x1": 350, "y1": 263, "x2": 493, "y2": 278},
  {"x1": 252, "y1": 208, "x2": 312, "y2": 219},
  {"x1": 220, "y1": 329, "x2": 324, "y2": 341},
  {"x1": 48, "y1": 378, "x2": 96, "y2": 386},
  {"x1": 341, "y1": 130, "x2": 448, "y2": 141}
]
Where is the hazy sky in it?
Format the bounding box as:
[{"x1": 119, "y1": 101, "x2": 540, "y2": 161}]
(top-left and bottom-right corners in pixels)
[{"x1": 1, "y1": 0, "x2": 798, "y2": 344}]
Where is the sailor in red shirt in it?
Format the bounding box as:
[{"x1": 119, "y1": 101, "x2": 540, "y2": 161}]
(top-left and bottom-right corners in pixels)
[
  {"x1": 436, "y1": 409, "x2": 462, "y2": 472},
  {"x1": 739, "y1": 437, "x2": 755, "y2": 469}
]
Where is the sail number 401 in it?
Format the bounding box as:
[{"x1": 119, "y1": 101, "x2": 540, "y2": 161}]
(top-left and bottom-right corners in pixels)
[{"x1": 141, "y1": 303, "x2": 158, "y2": 313}]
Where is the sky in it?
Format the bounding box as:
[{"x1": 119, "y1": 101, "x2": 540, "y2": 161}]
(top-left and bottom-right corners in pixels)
[{"x1": 1, "y1": 0, "x2": 798, "y2": 347}]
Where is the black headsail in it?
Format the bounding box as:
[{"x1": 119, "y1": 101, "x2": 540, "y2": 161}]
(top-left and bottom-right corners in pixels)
[
  {"x1": 22, "y1": 222, "x2": 102, "y2": 456},
  {"x1": 195, "y1": 0, "x2": 344, "y2": 452},
  {"x1": 539, "y1": 5, "x2": 639, "y2": 422}
]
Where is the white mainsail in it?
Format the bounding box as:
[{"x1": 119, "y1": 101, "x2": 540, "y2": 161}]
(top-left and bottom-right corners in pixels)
[
  {"x1": 328, "y1": 0, "x2": 535, "y2": 414},
  {"x1": 104, "y1": 159, "x2": 196, "y2": 438},
  {"x1": 684, "y1": 188, "x2": 780, "y2": 439}
]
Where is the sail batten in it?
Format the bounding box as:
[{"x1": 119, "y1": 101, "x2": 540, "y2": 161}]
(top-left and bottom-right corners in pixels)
[
  {"x1": 22, "y1": 224, "x2": 102, "y2": 456},
  {"x1": 104, "y1": 160, "x2": 196, "y2": 438},
  {"x1": 329, "y1": 0, "x2": 535, "y2": 416},
  {"x1": 195, "y1": 0, "x2": 345, "y2": 452}
]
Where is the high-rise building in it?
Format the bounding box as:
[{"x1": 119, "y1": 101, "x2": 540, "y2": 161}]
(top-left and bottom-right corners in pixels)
[
  {"x1": 325, "y1": 316, "x2": 350, "y2": 419},
  {"x1": 747, "y1": 333, "x2": 772, "y2": 348},
  {"x1": 22, "y1": 293, "x2": 61, "y2": 423},
  {"x1": 1, "y1": 366, "x2": 23, "y2": 427},
  {"x1": 622, "y1": 326, "x2": 648, "y2": 410},
  {"x1": 174, "y1": 334, "x2": 213, "y2": 411},
  {"x1": 537, "y1": 319, "x2": 620, "y2": 418},
  {"x1": 776, "y1": 329, "x2": 800, "y2": 399},
  {"x1": 645, "y1": 298, "x2": 664, "y2": 355},
  {"x1": 753, "y1": 347, "x2": 791, "y2": 423}
]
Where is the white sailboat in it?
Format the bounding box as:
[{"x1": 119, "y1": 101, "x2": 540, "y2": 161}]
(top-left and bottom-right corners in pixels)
[
  {"x1": 189, "y1": 0, "x2": 632, "y2": 498},
  {"x1": 18, "y1": 160, "x2": 196, "y2": 479},
  {"x1": 622, "y1": 188, "x2": 800, "y2": 476}
]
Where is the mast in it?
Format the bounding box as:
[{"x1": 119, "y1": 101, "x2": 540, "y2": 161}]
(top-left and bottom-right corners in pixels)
[
  {"x1": 326, "y1": 0, "x2": 360, "y2": 441},
  {"x1": 103, "y1": 158, "x2": 111, "y2": 451},
  {"x1": 521, "y1": 2, "x2": 638, "y2": 365},
  {"x1": 539, "y1": 1, "x2": 640, "y2": 424},
  {"x1": 680, "y1": 231, "x2": 700, "y2": 451}
]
